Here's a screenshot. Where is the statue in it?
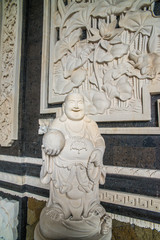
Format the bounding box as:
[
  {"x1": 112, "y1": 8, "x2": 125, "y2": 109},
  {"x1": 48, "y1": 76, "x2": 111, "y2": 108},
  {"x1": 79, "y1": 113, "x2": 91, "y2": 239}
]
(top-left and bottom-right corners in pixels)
[{"x1": 34, "y1": 93, "x2": 112, "y2": 240}]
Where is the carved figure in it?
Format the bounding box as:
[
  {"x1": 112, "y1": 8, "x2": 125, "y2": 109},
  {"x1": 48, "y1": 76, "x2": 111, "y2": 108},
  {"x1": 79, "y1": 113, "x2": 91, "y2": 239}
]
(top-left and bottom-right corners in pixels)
[{"x1": 35, "y1": 93, "x2": 112, "y2": 240}]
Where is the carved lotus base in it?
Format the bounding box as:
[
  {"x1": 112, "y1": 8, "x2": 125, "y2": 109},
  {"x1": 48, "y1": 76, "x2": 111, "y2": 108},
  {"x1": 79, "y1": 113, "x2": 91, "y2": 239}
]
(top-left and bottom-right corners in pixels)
[
  {"x1": 34, "y1": 207, "x2": 112, "y2": 240},
  {"x1": 34, "y1": 223, "x2": 112, "y2": 240}
]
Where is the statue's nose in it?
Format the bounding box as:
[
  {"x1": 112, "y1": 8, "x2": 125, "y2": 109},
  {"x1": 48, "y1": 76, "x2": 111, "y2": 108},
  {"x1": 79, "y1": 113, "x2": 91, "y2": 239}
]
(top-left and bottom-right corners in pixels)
[{"x1": 74, "y1": 102, "x2": 78, "y2": 108}]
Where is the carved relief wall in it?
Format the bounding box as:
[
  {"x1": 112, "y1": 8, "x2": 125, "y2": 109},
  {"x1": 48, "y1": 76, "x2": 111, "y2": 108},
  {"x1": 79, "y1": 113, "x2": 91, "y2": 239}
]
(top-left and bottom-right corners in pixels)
[
  {"x1": 41, "y1": 0, "x2": 160, "y2": 131},
  {"x1": 0, "y1": 0, "x2": 23, "y2": 146}
]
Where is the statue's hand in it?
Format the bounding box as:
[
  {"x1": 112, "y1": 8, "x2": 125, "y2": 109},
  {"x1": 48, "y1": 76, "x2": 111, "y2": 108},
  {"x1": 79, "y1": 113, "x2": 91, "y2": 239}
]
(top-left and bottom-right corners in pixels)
[
  {"x1": 89, "y1": 149, "x2": 103, "y2": 167},
  {"x1": 42, "y1": 145, "x2": 61, "y2": 156}
]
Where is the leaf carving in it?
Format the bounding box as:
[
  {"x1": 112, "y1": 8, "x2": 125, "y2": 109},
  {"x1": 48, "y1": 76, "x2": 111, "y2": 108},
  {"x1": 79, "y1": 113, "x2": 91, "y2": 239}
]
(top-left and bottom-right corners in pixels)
[
  {"x1": 54, "y1": 11, "x2": 61, "y2": 28},
  {"x1": 110, "y1": 43, "x2": 129, "y2": 58},
  {"x1": 65, "y1": 4, "x2": 95, "y2": 36},
  {"x1": 97, "y1": 49, "x2": 113, "y2": 63},
  {"x1": 97, "y1": 43, "x2": 128, "y2": 63},
  {"x1": 130, "y1": 0, "x2": 156, "y2": 12},
  {"x1": 100, "y1": 40, "x2": 109, "y2": 51},
  {"x1": 54, "y1": 29, "x2": 81, "y2": 63},
  {"x1": 58, "y1": 0, "x2": 66, "y2": 18},
  {"x1": 53, "y1": 63, "x2": 86, "y2": 94},
  {"x1": 70, "y1": 68, "x2": 86, "y2": 86},
  {"x1": 89, "y1": 28, "x2": 100, "y2": 36},
  {"x1": 148, "y1": 26, "x2": 160, "y2": 53},
  {"x1": 62, "y1": 43, "x2": 93, "y2": 78},
  {"x1": 119, "y1": 11, "x2": 154, "y2": 36},
  {"x1": 88, "y1": 35, "x2": 101, "y2": 42}
]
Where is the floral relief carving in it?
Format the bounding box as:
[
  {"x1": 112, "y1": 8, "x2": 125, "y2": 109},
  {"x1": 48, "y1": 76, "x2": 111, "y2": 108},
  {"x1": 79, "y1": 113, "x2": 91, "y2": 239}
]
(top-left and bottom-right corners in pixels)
[
  {"x1": 45, "y1": 0, "x2": 160, "y2": 122},
  {"x1": 0, "y1": 0, "x2": 21, "y2": 146}
]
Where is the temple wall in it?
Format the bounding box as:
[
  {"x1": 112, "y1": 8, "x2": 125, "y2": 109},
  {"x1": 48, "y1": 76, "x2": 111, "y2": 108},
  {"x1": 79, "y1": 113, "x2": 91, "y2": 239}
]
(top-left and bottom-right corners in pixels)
[{"x1": 0, "y1": 0, "x2": 160, "y2": 239}]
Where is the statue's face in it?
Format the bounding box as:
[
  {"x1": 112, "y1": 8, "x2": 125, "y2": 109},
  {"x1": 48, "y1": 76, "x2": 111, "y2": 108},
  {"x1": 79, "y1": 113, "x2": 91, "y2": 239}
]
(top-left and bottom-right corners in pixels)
[{"x1": 64, "y1": 94, "x2": 85, "y2": 120}]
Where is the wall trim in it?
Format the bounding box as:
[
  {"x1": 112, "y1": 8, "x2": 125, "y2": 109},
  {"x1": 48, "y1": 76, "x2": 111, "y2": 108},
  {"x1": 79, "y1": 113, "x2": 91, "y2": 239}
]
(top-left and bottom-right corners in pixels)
[
  {"x1": 100, "y1": 189, "x2": 160, "y2": 213},
  {"x1": 0, "y1": 170, "x2": 159, "y2": 214},
  {"x1": 0, "y1": 0, "x2": 23, "y2": 146},
  {"x1": 0, "y1": 155, "x2": 160, "y2": 179}
]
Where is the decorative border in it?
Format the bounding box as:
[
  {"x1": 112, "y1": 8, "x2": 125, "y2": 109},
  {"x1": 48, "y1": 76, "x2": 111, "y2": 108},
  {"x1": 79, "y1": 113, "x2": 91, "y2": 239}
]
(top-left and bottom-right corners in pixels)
[
  {"x1": 40, "y1": 0, "x2": 160, "y2": 134},
  {"x1": 0, "y1": 170, "x2": 160, "y2": 214},
  {"x1": 0, "y1": 155, "x2": 160, "y2": 179},
  {"x1": 0, "y1": 154, "x2": 160, "y2": 214},
  {"x1": 0, "y1": 154, "x2": 160, "y2": 230},
  {"x1": 105, "y1": 165, "x2": 160, "y2": 179},
  {"x1": 100, "y1": 189, "x2": 160, "y2": 213},
  {"x1": 0, "y1": 0, "x2": 23, "y2": 146}
]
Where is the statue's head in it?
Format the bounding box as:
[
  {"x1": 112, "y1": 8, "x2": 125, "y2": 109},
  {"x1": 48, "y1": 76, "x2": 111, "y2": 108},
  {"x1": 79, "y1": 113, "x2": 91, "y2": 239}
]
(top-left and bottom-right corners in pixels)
[{"x1": 63, "y1": 93, "x2": 85, "y2": 121}]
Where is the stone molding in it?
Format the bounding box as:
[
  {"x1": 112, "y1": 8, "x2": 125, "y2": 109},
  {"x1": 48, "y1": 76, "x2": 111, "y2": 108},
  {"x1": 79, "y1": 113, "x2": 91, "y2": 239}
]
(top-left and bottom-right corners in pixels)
[
  {"x1": 105, "y1": 165, "x2": 160, "y2": 179},
  {"x1": 0, "y1": 170, "x2": 160, "y2": 214},
  {"x1": 0, "y1": 0, "x2": 23, "y2": 146},
  {"x1": 0, "y1": 170, "x2": 160, "y2": 215},
  {"x1": 0, "y1": 155, "x2": 160, "y2": 179},
  {"x1": 0, "y1": 197, "x2": 19, "y2": 240},
  {"x1": 100, "y1": 189, "x2": 160, "y2": 213}
]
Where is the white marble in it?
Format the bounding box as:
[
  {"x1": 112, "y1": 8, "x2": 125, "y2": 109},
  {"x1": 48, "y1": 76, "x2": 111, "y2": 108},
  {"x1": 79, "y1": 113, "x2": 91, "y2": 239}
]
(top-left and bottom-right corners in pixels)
[
  {"x1": 0, "y1": 197, "x2": 19, "y2": 240},
  {"x1": 35, "y1": 93, "x2": 112, "y2": 239}
]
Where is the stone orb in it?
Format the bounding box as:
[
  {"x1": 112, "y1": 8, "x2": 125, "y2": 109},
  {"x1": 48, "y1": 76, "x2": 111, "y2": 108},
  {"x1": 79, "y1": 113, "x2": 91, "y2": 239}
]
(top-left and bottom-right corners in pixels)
[{"x1": 43, "y1": 129, "x2": 65, "y2": 152}]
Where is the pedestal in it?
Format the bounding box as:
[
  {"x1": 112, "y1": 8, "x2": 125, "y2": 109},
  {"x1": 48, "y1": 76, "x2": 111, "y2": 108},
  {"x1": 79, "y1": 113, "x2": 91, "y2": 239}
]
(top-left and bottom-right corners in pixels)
[{"x1": 34, "y1": 222, "x2": 112, "y2": 240}]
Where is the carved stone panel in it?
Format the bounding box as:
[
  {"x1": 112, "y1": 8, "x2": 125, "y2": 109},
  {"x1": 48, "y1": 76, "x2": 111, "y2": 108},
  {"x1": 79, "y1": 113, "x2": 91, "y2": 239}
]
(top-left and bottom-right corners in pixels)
[
  {"x1": 0, "y1": 197, "x2": 19, "y2": 240},
  {"x1": 0, "y1": 0, "x2": 23, "y2": 146},
  {"x1": 41, "y1": 0, "x2": 160, "y2": 124}
]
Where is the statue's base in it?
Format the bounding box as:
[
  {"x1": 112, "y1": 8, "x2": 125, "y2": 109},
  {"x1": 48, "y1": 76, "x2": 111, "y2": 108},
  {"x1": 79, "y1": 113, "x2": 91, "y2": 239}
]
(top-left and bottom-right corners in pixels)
[{"x1": 34, "y1": 222, "x2": 112, "y2": 240}]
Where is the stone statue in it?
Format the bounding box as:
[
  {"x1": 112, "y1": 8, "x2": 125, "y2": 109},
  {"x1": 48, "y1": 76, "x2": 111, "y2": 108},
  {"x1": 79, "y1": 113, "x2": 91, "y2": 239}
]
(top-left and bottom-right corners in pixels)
[{"x1": 34, "y1": 93, "x2": 112, "y2": 240}]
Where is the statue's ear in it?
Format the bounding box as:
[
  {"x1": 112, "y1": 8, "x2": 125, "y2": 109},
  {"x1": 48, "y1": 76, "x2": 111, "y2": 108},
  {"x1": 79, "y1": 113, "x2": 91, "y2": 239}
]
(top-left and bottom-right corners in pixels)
[
  {"x1": 60, "y1": 103, "x2": 67, "y2": 122},
  {"x1": 62, "y1": 102, "x2": 65, "y2": 113}
]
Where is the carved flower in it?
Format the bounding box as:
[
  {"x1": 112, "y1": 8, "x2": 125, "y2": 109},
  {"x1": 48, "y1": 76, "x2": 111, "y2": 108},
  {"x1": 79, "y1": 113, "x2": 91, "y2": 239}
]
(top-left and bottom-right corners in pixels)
[
  {"x1": 88, "y1": 20, "x2": 123, "y2": 43},
  {"x1": 99, "y1": 21, "x2": 123, "y2": 40}
]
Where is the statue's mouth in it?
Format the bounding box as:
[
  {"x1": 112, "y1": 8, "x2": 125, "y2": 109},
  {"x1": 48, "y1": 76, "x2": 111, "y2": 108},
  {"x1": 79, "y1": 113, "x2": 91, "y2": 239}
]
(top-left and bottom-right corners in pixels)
[{"x1": 72, "y1": 109, "x2": 80, "y2": 112}]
